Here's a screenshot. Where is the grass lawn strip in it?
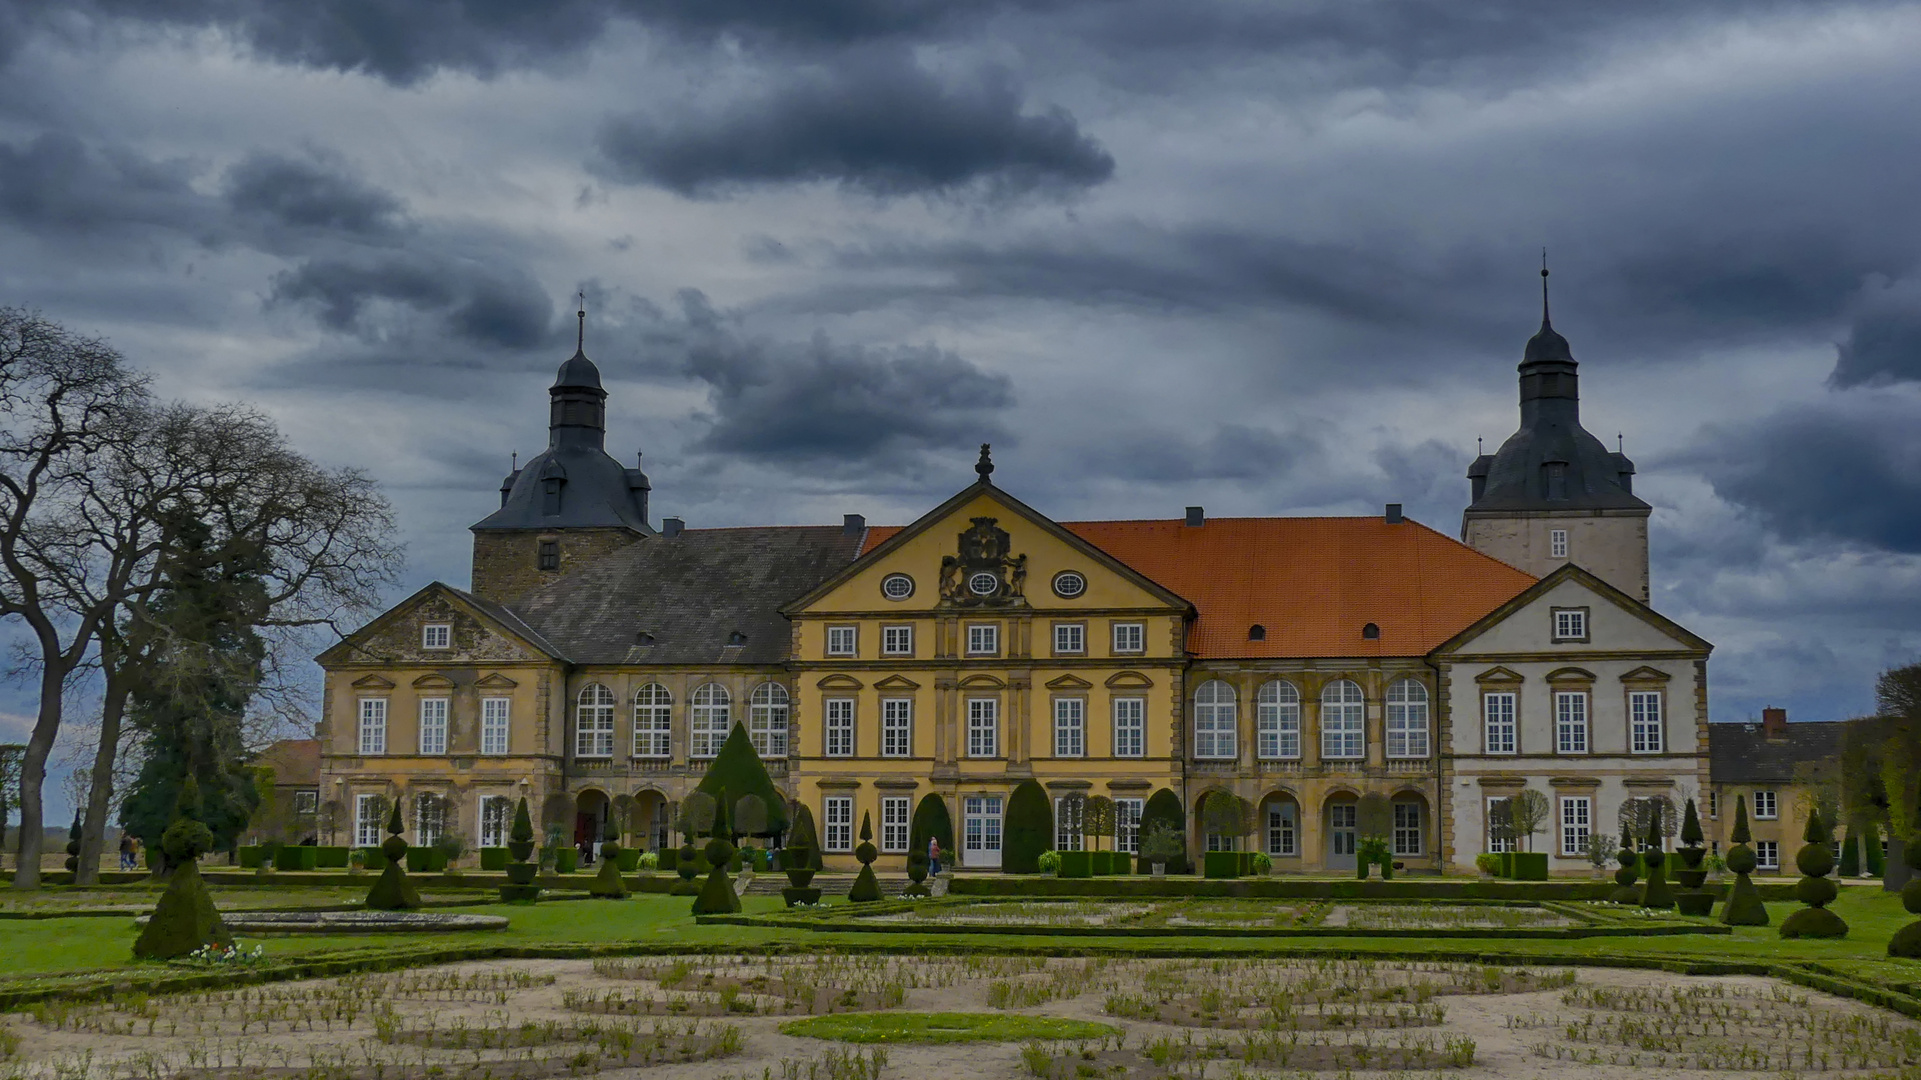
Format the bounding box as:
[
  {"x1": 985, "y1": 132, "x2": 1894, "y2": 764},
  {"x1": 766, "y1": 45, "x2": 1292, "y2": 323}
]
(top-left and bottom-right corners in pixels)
[{"x1": 778, "y1": 1011, "x2": 1119, "y2": 1043}]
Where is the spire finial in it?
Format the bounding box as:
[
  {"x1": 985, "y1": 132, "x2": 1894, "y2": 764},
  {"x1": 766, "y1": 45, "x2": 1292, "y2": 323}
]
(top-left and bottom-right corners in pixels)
[
  {"x1": 576, "y1": 291, "x2": 586, "y2": 353},
  {"x1": 511, "y1": 450, "x2": 518, "y2": 471},
  {"x1": 975, "y1": 443, "x2": 994, "y2": 483},
  {"x1": 1540, "y1": 248, "x2": 1551, "y2": 328},
  {"x1": 1477, "y1": 436, "x2": 1483, "y2": 455},
  {"x1": 1617, "y1": 432, "x2": 1624, "y2": 453}
]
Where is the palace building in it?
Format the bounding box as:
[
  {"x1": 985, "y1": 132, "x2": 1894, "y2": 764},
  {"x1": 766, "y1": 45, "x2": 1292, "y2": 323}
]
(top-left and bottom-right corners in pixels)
[{"x1": 316, "y1": 290, "x2": 1712, "y2": 875}]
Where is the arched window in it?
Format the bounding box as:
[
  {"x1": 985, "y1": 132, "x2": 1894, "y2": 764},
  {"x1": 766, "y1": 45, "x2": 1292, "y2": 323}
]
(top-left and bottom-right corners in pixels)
[
  {"x1": 749, "y1": 683, "x2": 790, "y2": 758},
  {"x1": 575, "y1": 684, "x2": 615, "y2": 758},
  {"x1": 1192, "y1": 679, "x2": 1237, "y2": 760},
  {"x1": 1320, "y1": 679, "x2": 1365, "y2": 760},
  {"x1": 1385, "y1": 679, "x2": 1430, "y2": 758},
  {"x1": 633, "y1": 684, "x2": 672, "y2": 758},
  {"x1": 1256, "y1": 680, "x2": 1301, "y2": 759},
  {"x1": 690, "y1": 683, "x2": 731, "y2": 759}
]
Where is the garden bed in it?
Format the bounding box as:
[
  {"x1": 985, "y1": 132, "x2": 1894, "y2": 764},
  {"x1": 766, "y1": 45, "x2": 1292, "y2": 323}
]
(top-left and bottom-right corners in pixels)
[{"x1": 133, "y1": 911, "x2": 513, "y2": 934}]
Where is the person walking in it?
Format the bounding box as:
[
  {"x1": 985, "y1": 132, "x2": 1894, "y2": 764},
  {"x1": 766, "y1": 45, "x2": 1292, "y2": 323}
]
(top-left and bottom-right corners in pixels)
[
  {"x1": 117, "y1": 833, "x2": 134, "y2": 871},
  {"x1": 928, "y1": 836, "x2": 942, "y2": 877}
]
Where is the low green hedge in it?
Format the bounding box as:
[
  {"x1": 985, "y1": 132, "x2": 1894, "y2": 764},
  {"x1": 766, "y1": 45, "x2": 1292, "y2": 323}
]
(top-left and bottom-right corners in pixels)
[
  {"x1": 1059, "y1": 851, "x2": 1094, "y2": 879},
  {"x1": 405, "y1": 849, "x2": 448, "y2": 873},
  {"x1": 1203, "y1": 852, "x2": 1259, "y2": 879},
  {"x1": 479, "y1": 847, "x2": 509, "y2": 871},
  {"x1": 354, "y1": 846, "x2": 386, "y2": 871},
  {"x1": 948, "y1": 876, "x2": 1799, "y2": 901},
  {"x1": 1510, "y1": 853, "x2": 1549, "y2": 881},
  {"x1": 274, "y1": 846, "x2": 318, "y2": 872},
  {"x1": 314, "y1": 846, "x2": 350, "y2": 869}
]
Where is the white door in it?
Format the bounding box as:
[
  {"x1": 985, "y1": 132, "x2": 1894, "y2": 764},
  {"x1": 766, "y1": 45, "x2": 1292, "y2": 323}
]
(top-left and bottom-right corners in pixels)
[
  {"x1": 962, "y1": 796, "x2": 1004, "y2": 869},
  {"x1": 1328, "y1": 803, "x2": 1357, "y2": 870}
]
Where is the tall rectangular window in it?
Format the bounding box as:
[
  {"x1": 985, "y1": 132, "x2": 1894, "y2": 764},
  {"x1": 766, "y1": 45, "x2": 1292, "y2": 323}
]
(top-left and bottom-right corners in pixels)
[
  {"x1": 1753, "y1": 790, "x2": 1778, "y2": 819},
  {"x1": 881, "y1": 698, "x2": 912, "y2": 758},
  {"x1": 1555, "y1": 691, "x2": 1589, "y2": 754},
  {"x1": 1486, "y1": 797, "x2": 1514, "y2": 853},
  {"x1": 481, "y1": 697, "x2": 511, "y2": 755},
  {"x1": 1054, "y1": 797, "x2": 1084, "y2": 851},
  {"x1": 1257, "y1": 682, "x2": 1301, "y2": 760},
  {"x1": 537, "y1": 541, "x2": 558, "y2": 571},
  {"x1": 1630, "y1": 691, "x2": 1665, "y2": 753},
  {"x1": 1756, "y1": 840, "x2": 1779, "y2": 870},
  {"x1": 358, "y1": 699, "x2": 387, "y2": 755},
  {"x1": 823, "y1": 797, "x2": 853, "y2": 853},
  {"x1": 966, "y1": 624, "x2": 999, "y2": 656},
  {"x1": 881, "y1": 796, "x2": 910, "y2": 853},
  {"x1": 418, "y1": 698, "x2": 449, "y2": 755},
  {"x1": 415, "y1": 794, "x2": 445, "y2": 847},
  {"x1": 1052, "y1": 623, "x2": 1085, "y2": 655},
  {"x1": 1115, "y1": 798, "x2": 1143, "y2": 854},
  {"x1": 1112, "y1": 698, "x2": 1145, "y2": 758},
  {"x1": 1053, "y1": 698, "x2": 1085, "y2": 757},
  {"x1": 826, "y1": 625, "x2": 858, "y2": 657},
  {"x1": 1320, "y1": 682, "x2": 1365, "y2": 760},
  {"x1": 1483, "y1": 692, "x2": 1517, "y2": 754},
  {"x1": 354, "y1": 794, "x2": 383, "y2": 847},
  {"x1": 881, "y1": 625, "x2": 914, "y2": 656},
  {"x1": 633, "y1": 685, "x2": 672, "y2": 758},
  {"x1": 479, "y1": 796, "x2": 511, "y2": 848},
  {"x1": 421, "y1": 623, "x2": 451, "y2": 649},
  {"x1": 1266, "y1": 801, "x2": 1297, "y2": 857},
  {"x1": 577, "y1": 689, "x2": 615, "y2": 758},
  {"x1": 1385, "y1": 680, "x2": 1428, "y2": 759},
  {"x1": 1112, "y1": 622, "x2": 1144, "y2": 654},
  {"x1": 1392, "y1": 802, "x2": 1423, "y2": 855},
  {"x1": 1550, "y1": 529, "x2": 1568, "y2": 558},
  {"x1": 824, "y1": 698, "x2": 855, "y2": 758},
  {"x1": 967, "y1": 698, "x2": 999, "y2": 757},
  {"x1": 1560, "y1": 796, "x2": 1592, "y2": 856}
]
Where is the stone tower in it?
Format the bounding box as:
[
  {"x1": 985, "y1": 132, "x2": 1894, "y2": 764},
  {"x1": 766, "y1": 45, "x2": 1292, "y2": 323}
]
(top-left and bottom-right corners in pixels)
[
  {"x1": 1463, "y1": 267, "x2": 1651, "y2": 602},
  {"x1": 470, "y1": 305, "x2": 654, "y2": 604}
]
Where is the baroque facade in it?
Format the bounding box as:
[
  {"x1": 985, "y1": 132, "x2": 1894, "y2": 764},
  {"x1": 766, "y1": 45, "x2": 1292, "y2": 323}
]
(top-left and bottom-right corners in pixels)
[{"x1": 316, "y1": 293, "x2": 1716, "y2": 874}]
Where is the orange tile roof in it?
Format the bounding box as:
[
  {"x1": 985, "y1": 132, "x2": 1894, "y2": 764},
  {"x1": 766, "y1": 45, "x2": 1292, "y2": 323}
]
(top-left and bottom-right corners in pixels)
[
  {"x1": 253, "y1": 738, "x2": 321, "y2": 786},
  {"x1": 861, "y1": 516, "x2": 1535, "y2": 658}
]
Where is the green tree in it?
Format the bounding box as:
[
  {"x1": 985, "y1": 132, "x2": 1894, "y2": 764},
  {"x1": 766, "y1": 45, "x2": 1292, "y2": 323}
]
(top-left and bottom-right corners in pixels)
[
  {"x1": 1200, "y1": 791, "x2": 1253, "y2": 851},
  {"x1": 1140, "y1": 788, "x2": 1188, "y2": 874},
  {"x1": 694, "y1": 724, "x2": 788, "y2": 837},
  {"x1": 1508, "y1": 789, "x2": 1551, "y2": 853},
  {"x1": 908, "y1": 793, "x2": 954, "y2": 865},
  {"x1": 132, "y1": 777, "x2": 229, "y2": 959},
  {"x1": 1003, "y1": 780, "x2": 1052, "y2": 874}
]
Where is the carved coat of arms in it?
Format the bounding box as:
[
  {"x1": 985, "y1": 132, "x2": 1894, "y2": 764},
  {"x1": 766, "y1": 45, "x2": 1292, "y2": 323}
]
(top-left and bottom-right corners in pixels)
[{"x1": 939, "y1": 517, "x2": 1027, "y2": 606}]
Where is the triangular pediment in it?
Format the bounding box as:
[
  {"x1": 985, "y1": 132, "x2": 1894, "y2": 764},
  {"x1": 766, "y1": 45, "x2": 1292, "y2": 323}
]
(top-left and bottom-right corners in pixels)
[
  {"x1": 816, "y1": 674, "x2": 865, "y2": 691},
  {"x1": 351, "y1": 673, "x2": 396, "y2": 690},
  {"x1": 316, "y1": 582, "x2": 564, "y2": 668},
  {"x1": 1045, "y1": 674, "x2": 1093, "y2": 691},
  {"x1": 1474, "y1": 665, "x2": 1525, "y2": 684},
  {"x1": 475, "y1": 672, "x2": 519, "y2": 689},
  {"x1": 1620, "y1": 665, "x2": 1672, "y2": 683},
  {"x1": 1105, "y1": 671, "x2": 1155, "y2": 690},
  {"x1": 872, "y1": 674, "x2": 922, "y2": 691},
  {"x1": 1431, "y1": 564, "x2": 1712, "y2": 658}
]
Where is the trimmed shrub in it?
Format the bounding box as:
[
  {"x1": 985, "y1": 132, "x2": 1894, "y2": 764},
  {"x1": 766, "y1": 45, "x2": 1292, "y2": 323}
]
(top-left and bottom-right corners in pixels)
[
  {"x1": 238, "y1": 845, "x2": 265, "y2": 869},
  {"x1": 1059, "y1": 851, "x2": 1094, "y2": 879},
  {"x1": 1839, "y1": 831, "x2": 1861, "y2": 877},
  {"x1": 1509, "y1": 852, "x2": 1548, "y2": 881},
  {"x1": 1003, "y1": 780, "x2": 1052, "y2": 875},
  {"x1": 616, "y1": 847, "x2": 642, "y2": 872},
  {"x1": 1864, "y1": 821, "x2": 1885, "y2": 877},
  {"x1": 1609, "y1": 846, "x2": 1641, "y2": 905},
  {"x1": 1639, "y1": 813, "x2": 1674, "y2": 910},
  {"x1": 1781, "y1": 807, "x2": 1848, "y2": 938},
  {"x1": 1721, "y1": 794, "x2": 1768, "y2": 925},
  {"x1": 404, "y1": 848, "x2": 448, "y2": 873},
  {"x1": 909, "y1": 793, "x2": 955, "y2": 867},
  {"x1": 591, "y1": 819, "x2": 628, "y2": 899},
  {"x1": 1674, "y1": 798, "x2": 1713, "y2": 915},
  {"x1": 479, "y1": 847, "x2": 508, "y2": 871},
  {"x1": 275, "y1": 845, "x2": 318, "y2": 872},
  {"x1": 1140, "y1": 788, "x2": 1188, "y2": 874},
  {"x1": 902, "y1": 849, "x2": 931, "y2": 897},
  {"x1": 314, "y1": 846, "x2": 350, "y2": 869},
  {"x1": 365, "y1": 804, "x2": 422, "y2": 910},
  {"x1": 848, "y1": 811, "x2": 882, "y2": 902},
  {"x1": 692, "y1": 787, "x2": 742, "y2": 915},
  {"x1": 1891, "y1": 834, "x2": 1921, "y2": 958},
  {"x1": 498, "y1": 797, "x2": 541, "y2": 902},
  {"x1": 134, "y1": 779, "x2": 231, "y2": 960},
  {"x1": 1203, "y1": 851, "x2": 1244, "y2": 880},
  {"x1": 694, "y1": 723, "x2": 788, "y2": 837},
  {"x1": 1139, "y1": 822, "x2": 1184, "y2": 875},
  {"x1": 791, "y1": 803, "x2": 825, "y2": 871}
]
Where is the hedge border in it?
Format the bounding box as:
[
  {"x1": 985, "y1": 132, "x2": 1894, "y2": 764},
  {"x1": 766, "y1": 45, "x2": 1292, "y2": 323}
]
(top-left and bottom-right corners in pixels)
[{"x1": 947, "y1": 876, "x2": 1799, "y2": 902}]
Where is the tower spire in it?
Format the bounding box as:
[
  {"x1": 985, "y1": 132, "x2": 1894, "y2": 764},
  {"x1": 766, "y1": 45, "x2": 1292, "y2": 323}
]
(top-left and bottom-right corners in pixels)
[
  {"x1": 1540, "y1": 248, "x2": 1551, "y2": 328},
  {"x1": 576, "y1": 291, "x2": 586, "y2": 353}
]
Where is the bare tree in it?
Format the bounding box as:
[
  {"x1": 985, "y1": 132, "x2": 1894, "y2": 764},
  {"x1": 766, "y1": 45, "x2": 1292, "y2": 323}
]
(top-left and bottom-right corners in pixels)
[{"x1": 1508, "y1": 789, "x2": 1551, "y2": 853}]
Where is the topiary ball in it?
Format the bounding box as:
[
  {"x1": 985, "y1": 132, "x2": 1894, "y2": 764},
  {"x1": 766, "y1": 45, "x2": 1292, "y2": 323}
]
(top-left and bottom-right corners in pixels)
[
  {"x1": 381, "y1": 833, "x2": 408, "y2": 861},
  {"x1": 1795, "y1": 874, "x2": 1838, "y2": 908},
  {"x1": 906, "y1": 849, "x2": 929, "y2": 884},
  {"x1": 1892, "y1": 920, "x2": 1921, "y2": 958},
  {"x1": 1726, "y1": 844, "x2": 1757, "y2": 874},
  {"x1": 161, "y1": 819, "x2": 214, "y2": 862},
  {"x1": 1614, "y1": 865, "x2": 1637, "y2": 888},
  {"x1": 1907, "y1": 834, "x2": 1921, "y2": 873},
  {"x1": 703, "y1": 836, "x2": 733, "y2": 867},
  {"x1": 1780, "y1": 905, "x2": 1848, "y2": 939},
  {"x1": 602, "y1": 840, "x2": 622, "y2": 860},
  {"x1": 1901, "y1": 878, "x2": 1921, "y2": 916},
  {"x1": 1643, "y1": 849, "x2": 1666, "y2": 872},
  {"x1": 855, "y1": 840, "x2": 878, "y2": 865},
  {"x1": 1680, "y1": 846, "x2": 1706, "y2": 870},
  {"x1": 1796, "y1": 843, "x2": 1834, "y2": 878},
  {"x1": 1617, "y1": 848, "x2": 1637, "y2": 869}
]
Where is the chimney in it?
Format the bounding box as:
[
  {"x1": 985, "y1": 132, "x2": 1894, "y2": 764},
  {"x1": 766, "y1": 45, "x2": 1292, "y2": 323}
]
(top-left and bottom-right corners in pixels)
[
  {"x1": 1761, "y1": 707, "x2": 1787, "y2": 736},
  {"x1": 662, "y1": 517, "x2": 684, "y2": 538},
  {"x1": 1184, "y1": 506, "x2": 1205, "y2": 527},
  {"x1": 843, "y1": 513, "x2": 865, "y2": 536},
  {"x1": 1385, "y1": 503, "x2": 1403, "y2": 524}
]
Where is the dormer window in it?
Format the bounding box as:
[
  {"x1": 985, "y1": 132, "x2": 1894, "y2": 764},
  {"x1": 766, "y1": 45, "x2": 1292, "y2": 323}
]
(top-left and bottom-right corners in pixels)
[
  {"x1": 727, "y1": 631, "x2": 748, "y2": 646},
  {"x1": 1248, "y1": 624, "x2": 1266, "y2": 642},
  {"x1": 1543, "y1": 461, "x2": 1568, "y2": 501},
  {"x1": 537, "y1": 541, "x2": 559, "y2": 571},
  {"x1": 1361, "y1": 622, "x2": 1380, "y2": 640},
  {"x1": 421, "y1": 623, "x2": 451, "y2": 650}
]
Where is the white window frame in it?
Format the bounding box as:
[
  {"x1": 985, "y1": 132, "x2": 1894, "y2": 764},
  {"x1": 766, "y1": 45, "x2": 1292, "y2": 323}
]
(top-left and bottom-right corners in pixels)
[
  {"x1": 967, "y1": 697, "x2": 999, "y2": 758},
  {"x1": 421, "y1": 623, "x2": 451, "y2": 650},
  {"x1": 1550, "y1": 529, "x2": 1568, "y2": 559},
  {"x1": 1112, "y1": 622, "x2": 1145, "y2": 654},
  {"x1": 1052, "y1": 622, "x2": 1085, "y2": 656},
  {"x1": 1115, "y1": 798, "x2": 1144, "y2": 854},
  {"x1": 1560, "y1": 796, "x2": 1592, "y2": 856},
  {"x1": 1054, "y1": 797, "x2": 1084, "y2": 852},
  {"x1": 824, "y1": 797, "x2": 854, "y2": 853},
  {"x1": 1053, "y1": 697, "x2": 1086, "y2": 758},
  {"x1": 293, "y1": 790, "x2": 319, "y2": 815},
  {"x1": 358, "y1": 698, "x2": 388, "y2": 755},
  {"x1": 825, "y1": 625, "x2": 858, "y2": 657},
  {"x1": 1483, "y1": 692, "x2": 1517, "y2": 755},
  {"x1": 633, "y1": 684, "x2": 672, "y2": 758},
  {"x1": 1555, "y1": 690, "x2": 1589, "y2": 754},
  {"x1": 354, "y1": 794, "x2": 384, "y2": 847},
  {"x1": 1321, "y1": 680, "x2": 1366, "y2": 760},
  {"x1": 1756, "y1": 840, "x2": 1779, "y2": 870},
  {"x1": 1256, "y1": 680, "x2": 1301, "y2": 760},
  {"x1": 1112, "y1": 697, "x2": 1145, "y2": 758},
  {"x1": 749, "y1": 682, "x2": 789, "y2": 758},
  {"x1": 689, "y1": 683, "x2": 730, "y2": 759},
  {"x1": 881, "y1": 624, "x2": 914, "y2": 657},
  {"x1": 1552, "y1": 608, "x2": 1587, "y2": 642},
  {"x1": 881, "y1": 796, "x2": 910, "y2": 854},
  {"x1": 414, "y1": 793, "x2": 445, "y2": 847},
  {"x1": 479, "y1": 795, "x2": 511, "y2": 848},
  {"x1": 481, "y1": 697, "x2": 511, "y2": 755},
  {"x1": 1753, "y1": 790, "x2": 1778, "y2": 820},
  {"x1": 824, "y1": 698, "x2": 855, "y2": 758},
  {"x1": 881, "y1": 698, "x2": 912, "y2": 758},
  {"x1": 1630, "y1": 691, "x2": 1665, "y2": 754},
  {"x1": 1192, "y1": 679, "x2": 1237, "y2": 760},
  {"x1": 1266, "y1": 801, "x2": 1298, "y2": 857},
  {"x1": 1486, "y1": 796, "x2": 1514, "y2": 853},
  {"x1": 575, "y1": 684, "x2": 616, "y2": 758},
  {"x1": 1385, "y1": 679, "x2": 1428, "y2": 759},
  {"x1": 418, "y1": 698, "x2": 449, "y2": 756},
  {"x1": 1392, "y1": 801, "x2": 1423, "y2": 855},
  {"x1": 966, "y1": 623, "x2": 999, "y2": 657}
]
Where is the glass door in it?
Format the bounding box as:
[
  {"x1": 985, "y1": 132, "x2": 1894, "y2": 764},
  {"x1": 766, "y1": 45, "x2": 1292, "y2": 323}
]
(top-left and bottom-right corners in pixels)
[
  {"x1": 1328, "y1": 803, "x2": 1357, "y2": 871},
  {"x1": 962, "y1": 795, "x2": 1004, "y2": 868}
]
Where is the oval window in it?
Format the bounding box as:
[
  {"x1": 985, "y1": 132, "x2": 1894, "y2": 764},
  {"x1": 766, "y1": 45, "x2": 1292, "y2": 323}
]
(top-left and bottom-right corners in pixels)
[
  {"x1": 968, "y1": 572, "x2": 1001, "y2": 596},
  {"x1": 1052, "y1": 571, "x2": 1087, "y2": 598},
  {"x1": 880, "y1": 573, "x2": 914, "y2": 600}
]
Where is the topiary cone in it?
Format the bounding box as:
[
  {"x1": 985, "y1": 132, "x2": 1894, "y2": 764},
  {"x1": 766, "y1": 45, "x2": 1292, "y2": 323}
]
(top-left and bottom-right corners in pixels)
[
  {"x1": 590, "y1": 819, "x2": 627, "y2": 899},
  {"x1": 134, "y1": 782, "x2": 230, "y2": 960},
  {"x1": 1640, "y1": 814, "x2": 1675, "y2": 910},
  {"x1": 692, "y1": 787, "x2": 741, "y2": 915},
  {"x1": 1610, "y1": 846, "x2": 1642, "y2": 905},
  {"x1": 1721, "y1": 794, "x2": 1768, "y2": 926},
  {"x1": 366, "y1": 802, "x2": 421, "y2": 910},
  {"x1": 1780, "y1": 807, "x2": 1847, "y2": 939},
  {"x1": 848, "y1": 811, "x2": 882, "y2": 902}
]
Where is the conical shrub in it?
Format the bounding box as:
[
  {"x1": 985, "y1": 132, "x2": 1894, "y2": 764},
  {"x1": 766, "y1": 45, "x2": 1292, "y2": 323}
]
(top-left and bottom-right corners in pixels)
[
  {"x1": 590, "y1": 817, "x2": 627, "y2": 899},
  {"x1": 1609, "y1": 844, "x2": 1641, "y2": 905},
  {"x1": 692, "y1": 787, "x2": 741, "y2": 915},
  {"x1": 1640, "y1": 814, "x2": 1674, "y2": 910},
  {"x1": 848, "y1": 811, "x2": 882, "y2": 902},
  {"x1": 1003, "y1": 780, "x2": 1052, "y2": 875},
  {"x1": 134, "y1": 779, "x2": 231, "y2": 960},
  {"x1": 1864, "y1": 821, "x2": 1885, "y2": 878},
  {"x1": 1674, "y1": 798, "x2": 1715, "y2": 916},
  {"x1": 1721, "y1": 794, "x2": 1769, "y2": 925},
  {"x1": 1781, "y1": 808, "x2": 1847, "y2": 938},
  {"x1": 499, "y1": 796, "x2": 540, "y2": 902},
  {"x1": 1890, "y1": 832, "x2": 1921, "y2": 957},
  {"x1": 1839, "y1": 830, "x2": 1861, "y2": 878},
  {"x1": 366, "y1": 802, "x2": 421, "y2": 910}
]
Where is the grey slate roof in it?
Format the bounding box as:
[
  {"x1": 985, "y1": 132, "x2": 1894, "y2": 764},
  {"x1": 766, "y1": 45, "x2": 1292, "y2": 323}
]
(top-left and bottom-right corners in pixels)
[
  {"x1": 511, "y1": 526, "x2": 866, "y2": 665},
  {"x1": 1707, "y1": 720, "x2": 1849, "y2": 783},
  {"x1": 448, "y1": 584, "x2": 571, "y2": 660}
]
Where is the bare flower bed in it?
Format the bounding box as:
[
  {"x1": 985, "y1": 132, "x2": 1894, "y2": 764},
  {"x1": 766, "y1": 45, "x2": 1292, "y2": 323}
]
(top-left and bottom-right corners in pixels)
[{"x1": 3, "y1": 955, "x2": 1917, "y2": 1080}]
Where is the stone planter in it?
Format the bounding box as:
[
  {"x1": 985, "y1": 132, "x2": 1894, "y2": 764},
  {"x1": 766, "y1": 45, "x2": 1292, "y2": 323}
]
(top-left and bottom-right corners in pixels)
[{"x1": 1151, "y1": 863, "x2": 1166, "y2": 878}]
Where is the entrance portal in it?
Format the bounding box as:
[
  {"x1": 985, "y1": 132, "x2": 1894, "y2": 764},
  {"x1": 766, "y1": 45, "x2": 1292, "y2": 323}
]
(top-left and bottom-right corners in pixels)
[{"x1": 962, "y1": 795, "x2": 1004, "y2": 869}]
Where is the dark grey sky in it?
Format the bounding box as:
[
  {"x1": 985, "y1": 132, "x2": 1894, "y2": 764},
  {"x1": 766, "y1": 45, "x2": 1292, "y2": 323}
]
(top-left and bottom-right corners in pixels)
[{"x1": 3, "y1": 0, "x2": 1918, "y2": 800}]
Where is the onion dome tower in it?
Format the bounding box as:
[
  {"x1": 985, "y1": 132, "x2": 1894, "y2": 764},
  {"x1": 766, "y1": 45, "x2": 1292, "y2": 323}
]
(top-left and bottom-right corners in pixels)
[{"x1": 1463, "y1": 261, "x2": 1651, "y2": 601}]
